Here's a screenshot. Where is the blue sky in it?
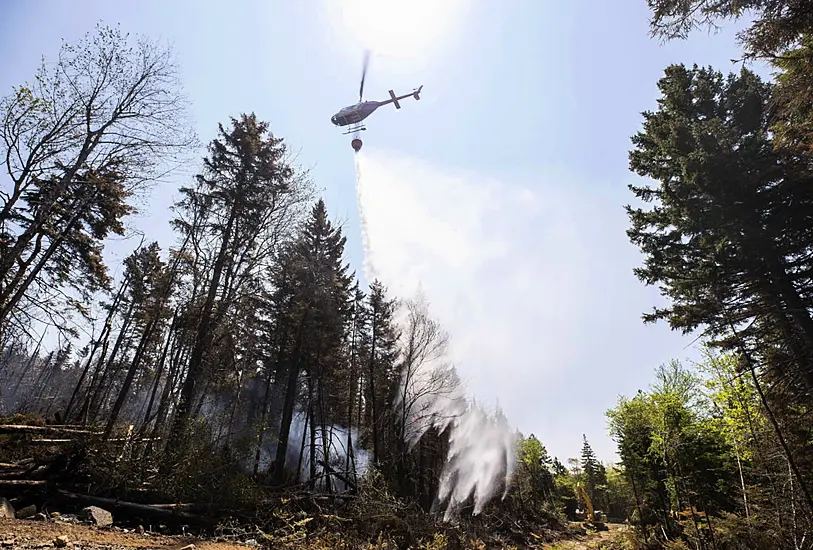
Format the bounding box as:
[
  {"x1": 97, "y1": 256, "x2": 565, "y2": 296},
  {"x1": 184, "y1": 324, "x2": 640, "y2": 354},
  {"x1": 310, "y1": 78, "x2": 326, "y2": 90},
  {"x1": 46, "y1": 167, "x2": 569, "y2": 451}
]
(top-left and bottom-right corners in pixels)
[{"x1": 1, "y1": 1, "x2": 769, "y2": 463}]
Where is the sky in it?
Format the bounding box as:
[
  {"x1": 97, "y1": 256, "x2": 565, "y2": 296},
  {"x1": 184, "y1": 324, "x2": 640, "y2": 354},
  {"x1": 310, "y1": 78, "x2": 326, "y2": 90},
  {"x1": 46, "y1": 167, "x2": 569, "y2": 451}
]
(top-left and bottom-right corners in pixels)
[{"x1": 0, "y1": 0, "x2": 773, "y2": 463}]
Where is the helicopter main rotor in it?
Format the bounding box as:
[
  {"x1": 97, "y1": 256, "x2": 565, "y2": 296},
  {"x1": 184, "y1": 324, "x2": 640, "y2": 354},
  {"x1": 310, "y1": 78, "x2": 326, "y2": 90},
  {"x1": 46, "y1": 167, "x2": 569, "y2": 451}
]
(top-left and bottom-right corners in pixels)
[{"x1": 358, "y1": 50, "x2": 369, "y2": 103}]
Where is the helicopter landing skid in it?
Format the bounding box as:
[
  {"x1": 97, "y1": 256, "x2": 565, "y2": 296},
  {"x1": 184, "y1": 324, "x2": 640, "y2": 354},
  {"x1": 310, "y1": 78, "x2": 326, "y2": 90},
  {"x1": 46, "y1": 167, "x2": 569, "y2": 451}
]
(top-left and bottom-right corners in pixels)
[{"x1": 342, "y1": 125, "x2": 366, "y2": 135}]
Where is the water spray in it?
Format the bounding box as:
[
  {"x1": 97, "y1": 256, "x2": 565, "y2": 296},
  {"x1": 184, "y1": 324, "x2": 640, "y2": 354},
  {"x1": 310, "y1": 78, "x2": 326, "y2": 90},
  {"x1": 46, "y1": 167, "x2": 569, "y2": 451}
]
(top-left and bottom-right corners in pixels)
[{"x1": 354, "y1": 151, "x2": 518, "y2": 521}]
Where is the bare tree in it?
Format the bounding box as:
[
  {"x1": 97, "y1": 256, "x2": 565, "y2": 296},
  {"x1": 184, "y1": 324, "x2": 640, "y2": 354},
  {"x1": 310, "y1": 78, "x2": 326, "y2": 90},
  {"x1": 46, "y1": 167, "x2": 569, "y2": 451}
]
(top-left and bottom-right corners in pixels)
[
  {"x1": 393, "y1": 294, "x2": 463, "y2": 453},
  {"x1": 0, "y1": 22, "x2": 196, "y2": 345}
]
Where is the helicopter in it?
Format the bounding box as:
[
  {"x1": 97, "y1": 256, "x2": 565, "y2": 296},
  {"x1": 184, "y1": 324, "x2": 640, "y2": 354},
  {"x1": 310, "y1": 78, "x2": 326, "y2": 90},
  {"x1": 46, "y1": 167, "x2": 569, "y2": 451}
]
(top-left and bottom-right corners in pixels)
[{"x1": 331, "y1": 52, "x2": 423, "y2": 152}]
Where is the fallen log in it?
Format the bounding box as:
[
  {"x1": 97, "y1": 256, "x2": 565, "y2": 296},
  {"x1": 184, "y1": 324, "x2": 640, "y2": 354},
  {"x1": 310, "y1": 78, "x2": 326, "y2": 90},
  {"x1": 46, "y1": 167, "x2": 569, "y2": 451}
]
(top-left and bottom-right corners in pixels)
[
  {"x1": 0, "y1": 480, "x2": 48, "y2": 487},
  {"x1": 103, "y1": 437, "x2": 162, "y2": 442},
  {"x1": 55, "y1": 490, "x2": 214, "y2": 525},
  {"x1": 0, "y1": 469, "x2": 29, "y2": 478},
  {"x1": 147, "y1": 503, "x2": 199, "y2": 510},
  {"x1": 0, "y1": 425, "x2": 101, "y2": 435}
]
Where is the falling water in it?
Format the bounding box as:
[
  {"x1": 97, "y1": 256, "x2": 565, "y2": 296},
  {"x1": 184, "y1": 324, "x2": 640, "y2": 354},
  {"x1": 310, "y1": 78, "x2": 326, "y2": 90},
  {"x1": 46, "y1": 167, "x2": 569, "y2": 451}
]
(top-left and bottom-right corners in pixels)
[{"x1": 354, "y1": 150, "x2": 518, "y2": 522}]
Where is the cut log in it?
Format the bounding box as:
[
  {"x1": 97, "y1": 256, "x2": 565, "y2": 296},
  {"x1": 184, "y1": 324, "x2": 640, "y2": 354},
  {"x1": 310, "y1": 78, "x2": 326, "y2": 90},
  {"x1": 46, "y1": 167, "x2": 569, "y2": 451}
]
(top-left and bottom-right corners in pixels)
[
  {"x1": 0, "y1": 425, "x2": 101, "y2": 435},
  {"x1": 55, "y1": 490, "x2": 213, "y2": 525}
]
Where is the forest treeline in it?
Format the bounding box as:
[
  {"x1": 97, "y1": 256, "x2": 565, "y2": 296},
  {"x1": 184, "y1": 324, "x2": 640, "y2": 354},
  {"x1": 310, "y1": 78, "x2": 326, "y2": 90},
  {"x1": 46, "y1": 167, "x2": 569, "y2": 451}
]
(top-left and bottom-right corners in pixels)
[
  {"x1": 0, "y1": 22, "x2": 476, "y2": 518},
  {"x1": 0, "y1": 23, "x2": 559, "y2": 545},
  {"x1": 3, "y1": 0, "x2": 813, "y2": 548}
]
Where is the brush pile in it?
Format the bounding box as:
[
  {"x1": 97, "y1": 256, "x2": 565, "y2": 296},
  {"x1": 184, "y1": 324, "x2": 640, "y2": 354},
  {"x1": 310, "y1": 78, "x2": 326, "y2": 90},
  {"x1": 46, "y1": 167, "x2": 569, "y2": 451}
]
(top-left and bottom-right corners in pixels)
[{"x1": 0, "y1": 415, "x2": 220, "y2": 531}]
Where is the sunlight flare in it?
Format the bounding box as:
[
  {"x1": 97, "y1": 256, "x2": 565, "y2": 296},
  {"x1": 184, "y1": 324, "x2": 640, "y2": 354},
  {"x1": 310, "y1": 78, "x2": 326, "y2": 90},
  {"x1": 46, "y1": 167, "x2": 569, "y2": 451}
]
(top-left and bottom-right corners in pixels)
[{"x1": 326, "y1": 0, "x2": 468, "y2": 61}]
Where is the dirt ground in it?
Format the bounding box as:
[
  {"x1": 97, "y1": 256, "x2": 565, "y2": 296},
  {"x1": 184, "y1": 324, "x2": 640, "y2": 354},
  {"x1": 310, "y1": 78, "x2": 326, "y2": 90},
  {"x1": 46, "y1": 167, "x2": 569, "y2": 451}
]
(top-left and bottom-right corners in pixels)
[
  {"x1": 0, "y1": 518, "x2": 258, "y2": 550},
  {"x1": 1, "y1": 516, "x2": 630, "y2": 550},
  {"x1": 540, "y1": 522, "x2": 627, "y2": 549}
]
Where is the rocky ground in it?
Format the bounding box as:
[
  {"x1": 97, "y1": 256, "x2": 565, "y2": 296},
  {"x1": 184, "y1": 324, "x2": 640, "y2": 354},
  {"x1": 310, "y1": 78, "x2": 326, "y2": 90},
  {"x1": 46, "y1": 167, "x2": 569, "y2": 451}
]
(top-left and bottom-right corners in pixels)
[
  {"x1": 1, "y1": 492, "x2": 627, "y2": 550},
  {"x1": 0, "y1": 515, "x2": 630, "y2": 550},
  {"x1": 0, "y1": 499, "x2": 256, "y2": 550},
  {"x1": 0, "y1": 517, "x2": 258, "y2": 550}
]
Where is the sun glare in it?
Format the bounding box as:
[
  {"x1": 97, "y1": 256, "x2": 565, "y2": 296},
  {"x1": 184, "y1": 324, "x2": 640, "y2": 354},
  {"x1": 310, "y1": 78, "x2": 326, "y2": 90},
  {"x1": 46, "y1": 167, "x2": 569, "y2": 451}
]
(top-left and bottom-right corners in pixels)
[{"x1": 327, "y1": 0, "x2": 467, "y2": 62}]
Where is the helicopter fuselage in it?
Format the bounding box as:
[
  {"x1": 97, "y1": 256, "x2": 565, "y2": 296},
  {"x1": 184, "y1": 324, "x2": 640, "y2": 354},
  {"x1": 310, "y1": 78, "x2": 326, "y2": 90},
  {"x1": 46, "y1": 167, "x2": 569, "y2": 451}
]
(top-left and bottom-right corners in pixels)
[
  {"x1": 331, "y1": 101, "x2": 381, "y2": 127},
  {"x1": 331, "y1": 86, "x2": 423, "y2": 128}
]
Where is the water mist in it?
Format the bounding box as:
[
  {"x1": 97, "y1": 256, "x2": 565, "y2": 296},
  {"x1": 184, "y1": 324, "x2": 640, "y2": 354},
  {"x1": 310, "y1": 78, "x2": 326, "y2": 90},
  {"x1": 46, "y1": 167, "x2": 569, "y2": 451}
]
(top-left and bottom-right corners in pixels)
[{"x1": 354, "y1": 150, "x2": 518, "y2": 522}]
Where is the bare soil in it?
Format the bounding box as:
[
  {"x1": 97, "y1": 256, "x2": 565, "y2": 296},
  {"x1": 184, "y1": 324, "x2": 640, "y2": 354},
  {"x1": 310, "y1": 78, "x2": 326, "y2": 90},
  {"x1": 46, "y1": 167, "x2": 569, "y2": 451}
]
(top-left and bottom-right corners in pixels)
[
  {"x1": 1, "y1": 516, "x2": 629, "y2": 550},
  {"x1": 541, "y1": 522, "x2": 627, "y2": 549},
  {"x1": 0, "y1": 518, "x2": 256, "y2": 550}
]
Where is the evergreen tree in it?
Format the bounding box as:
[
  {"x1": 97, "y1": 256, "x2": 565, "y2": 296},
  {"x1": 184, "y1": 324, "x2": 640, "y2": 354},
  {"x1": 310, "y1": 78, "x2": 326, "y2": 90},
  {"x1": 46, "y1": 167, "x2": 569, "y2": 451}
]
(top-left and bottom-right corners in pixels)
[
  {"x1": 552, "y1": 457, "x2": 568, "y2": 477},
  {"x1": 646, "y1": 0, "x2": 813, "y2": 60},
  {"x1": 272, "y1": 198, "x2": 353, "y2": 485},
  {"x1": 362, "y1": 279, "x2": 399, "y2": 467},
  {"x1": 581, "y1": 434, "x2": 600, "y2": 507},
  {"x1": 626, "y1": 64, "x2": 813, "y2": 397},
  {"x1": 169, "y1": 113, "x2": 301, "y2": 445}
]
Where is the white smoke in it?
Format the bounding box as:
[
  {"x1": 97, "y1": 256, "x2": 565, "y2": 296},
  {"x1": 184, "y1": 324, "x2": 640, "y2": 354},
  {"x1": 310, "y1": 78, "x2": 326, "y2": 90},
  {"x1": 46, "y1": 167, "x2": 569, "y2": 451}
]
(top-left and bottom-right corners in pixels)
[
  {"x1": 252, "y1": 409, "x2": 371, "y2": 489},
  {"x1": 355, "y1": 149, "x2": 518, "y2": 521}
]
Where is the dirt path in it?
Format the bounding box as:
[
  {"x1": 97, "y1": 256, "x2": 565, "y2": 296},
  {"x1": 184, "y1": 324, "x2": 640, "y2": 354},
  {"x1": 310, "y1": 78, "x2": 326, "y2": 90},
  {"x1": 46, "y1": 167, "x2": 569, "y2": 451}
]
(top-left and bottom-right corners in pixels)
[
  {"x1": 541, "y1": 522, "x2": 627, "y2": 549},
  {"x1": 1, "y1": 516, "x2": 631, "y2": 550},
  {"x1": 0, "y1": 518, "x2": 256, "y2": 550}
]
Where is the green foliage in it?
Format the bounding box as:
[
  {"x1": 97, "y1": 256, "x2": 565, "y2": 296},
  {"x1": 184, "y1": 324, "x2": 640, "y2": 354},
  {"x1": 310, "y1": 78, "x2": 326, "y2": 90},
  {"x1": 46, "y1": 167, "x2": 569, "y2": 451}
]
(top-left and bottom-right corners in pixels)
[
  {"x1": 627, "y1": 62, "x2": 813, "y2": 397},
  {"x1": 696, "y1": 346, "x2": 764, "y2": 463},
  {"x1": 771, "y1": 34, "x2": 813, "y2": 153},
  {"x1": 514, "y1": 433, "x2": 557, "y2": 511},
  {"x1": 0, "y1": 23, "x2": 195, "y2": 345},
  {"x1": 646, "y1": 0, "x2": 813, "y2": 59}
]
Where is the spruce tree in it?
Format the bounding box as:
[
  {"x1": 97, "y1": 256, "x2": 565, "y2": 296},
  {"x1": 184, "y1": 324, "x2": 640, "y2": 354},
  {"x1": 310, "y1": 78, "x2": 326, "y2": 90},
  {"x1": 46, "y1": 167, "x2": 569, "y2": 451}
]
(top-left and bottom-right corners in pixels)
[
  {"x1": 626, "y1": 64, "x2": 813, "y2": 397},
  {"x1": 581, "y1": 434, "x2": 600, "y2": 506},
  {"x1": 272, "y1": 198, "x2": 353, "y2": 485},
  {"x1": 169, "y1": 113, "x2": 299, "y2": 445},
  {"x1": 363, "y1": 279, "x2": 400, "y2": 467}
]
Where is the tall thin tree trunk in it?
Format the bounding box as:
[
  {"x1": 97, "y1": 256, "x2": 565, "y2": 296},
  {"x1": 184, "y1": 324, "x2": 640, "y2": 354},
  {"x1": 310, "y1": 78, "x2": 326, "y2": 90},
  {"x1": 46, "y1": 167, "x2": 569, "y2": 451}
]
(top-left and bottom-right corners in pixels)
[
  {"x1": 64, "y1": 287, "x2": 121, "y2": 420},
  {"x1": 140, "y1": 311, "x2": 178, "y2": 433},
  {"x1": 296, "y1": 407, "x2": 310, "y2": 483},
  {"x1": 253, "y1": 318, "x2": 287, "y2": 476},
  {"x1": 368, "y1": 313, "x2": 379, "y2": 464},
  {"x1": 104, "y1": 312, "x2": 162, "y2": 438},
  {"x1": 273, "y1": 311, "x2": 309, "y2": 485},
  {"x1": 308, "y1": 373, "x2": 317, "y2": 488},
  {"x1": 83, "y1": 301, "x2": 135, "y2": 422},
  {"x1": 170, "y1": 205, "x2": 239, "y2": 445}
]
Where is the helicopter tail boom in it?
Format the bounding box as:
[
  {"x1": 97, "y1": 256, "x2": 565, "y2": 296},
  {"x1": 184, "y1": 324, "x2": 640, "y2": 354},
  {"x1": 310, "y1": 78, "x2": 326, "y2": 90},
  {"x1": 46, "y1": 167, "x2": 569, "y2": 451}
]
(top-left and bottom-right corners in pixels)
[{"x1": 379, "y1": 86, "x2": 424, "y2": 109}]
